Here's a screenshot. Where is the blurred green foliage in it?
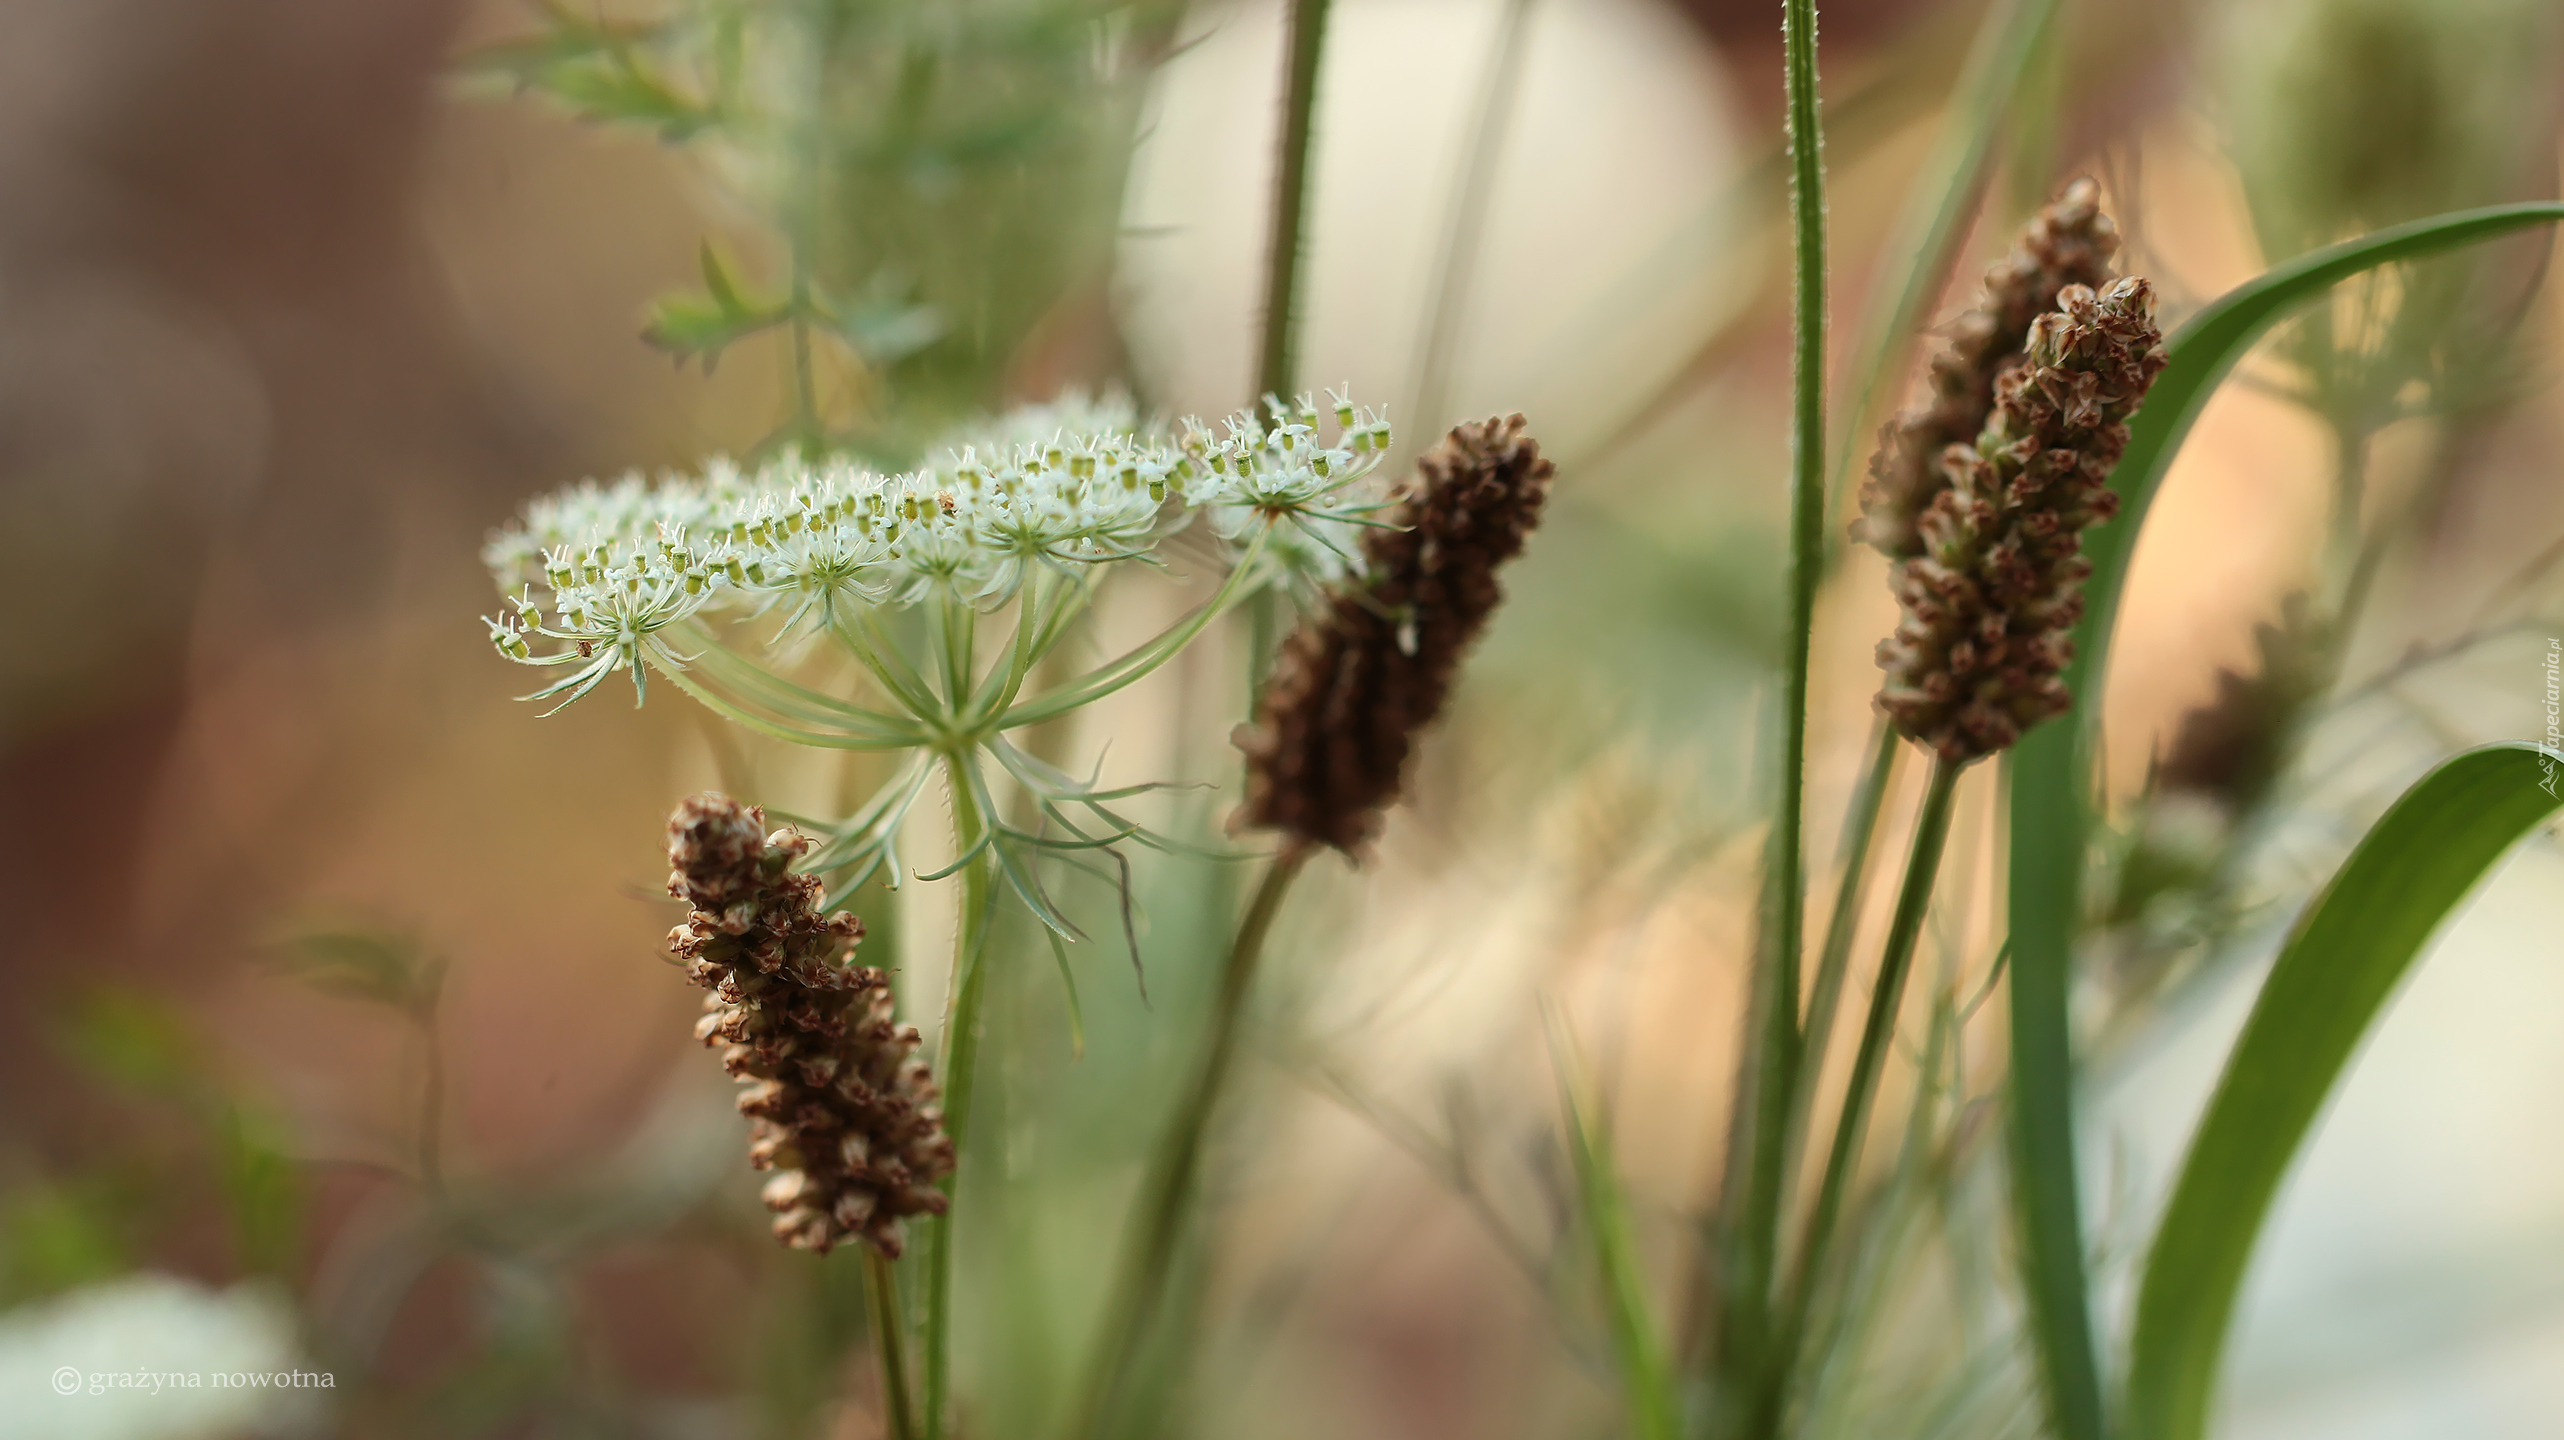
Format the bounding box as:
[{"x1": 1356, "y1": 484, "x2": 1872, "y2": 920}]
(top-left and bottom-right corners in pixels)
[{"x1": 465, "y1": 0, "x2": 1185, "y2": 455}]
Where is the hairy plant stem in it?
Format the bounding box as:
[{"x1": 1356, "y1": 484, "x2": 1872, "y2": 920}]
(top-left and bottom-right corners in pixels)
[
  {"x1": 867, "y1": 1248, "x2": 921, "y2": 1440},
  {"x1": 1756, "y1": 753, "x2": 1960, "y2": 1439},
  {"x1": 923, "y1": 748, "x2": 995, "y2": 1440},
  {"x1": 1067, "y1": 845, "x2": 1312, "y2": 1440},
  {"x1": 1727, "y1": 0, "x2": 1829, "y2": 1407}
]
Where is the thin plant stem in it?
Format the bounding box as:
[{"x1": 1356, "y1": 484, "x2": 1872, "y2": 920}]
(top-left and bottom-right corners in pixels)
[
  {"x1": 867, "y1": 1248, "x2": 921, "y2": 1440},
  {"x1": 1758, "y1": 753, "x2": 1961, "y2": 1438},
  {"x1": 1819, "y1": 0, "x2": 2061, "y2": 540},
  {"x1": 1067, "y1": 845, "x2": 1312, "y2": 1440},
  {"x1": 1406, "y1": 0, "x2": 1537, "y2": 436},
  {"x1": 1728, "y1": 0, "x2": 1829, "y2": 1402},
  {"x1": 1782, "y1": 720, "x2": 1901, "y2": 1197},
  {"x1": 1242, "y1": 0, "x2": 1336, "y2": 708},
  {"x1": 922, "y1": 753, "x2": 997, "y2": 1440},
  {"x1": 1256, "y1": 0, "x2": 1334, "y2": 402}
]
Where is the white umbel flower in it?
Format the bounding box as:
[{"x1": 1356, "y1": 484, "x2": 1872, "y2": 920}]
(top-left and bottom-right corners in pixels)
[{"x1": 479, "y1": 391, "x2": 1392, "y2": 707}]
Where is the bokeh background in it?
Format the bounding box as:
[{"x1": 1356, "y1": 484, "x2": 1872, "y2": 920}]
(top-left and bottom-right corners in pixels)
[{"x1": 4, "y1": 0, "x2": 2563, "y2": 1436}]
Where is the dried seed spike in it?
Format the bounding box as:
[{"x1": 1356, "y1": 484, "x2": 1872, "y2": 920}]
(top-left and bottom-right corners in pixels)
[
  {"x1": 1873, "y1": 276, "x2": 2169, "y2": 763},
  {"x1": 1236, "y1": 414, "x2": 1554, "y2": 856},
  {"x1": 1854, "y1": 177, "x2": 2123, "y2": 560},
  {"x1": 665, "y1": 793, "x2": 954, "y2": 1257}
]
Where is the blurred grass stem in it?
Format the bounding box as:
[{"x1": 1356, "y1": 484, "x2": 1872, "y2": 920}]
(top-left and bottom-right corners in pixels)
[
  {"x1": 1758, "y1": 753, "x2": 1959, "y2": 1438},
  {"x1": 1244, "y1": 0, "x2": 1336, "y2": 701},
  {"x1": 866, "y1": 1249, "x2": 921, "y2": 1440},
  {"x1": 1820, "y1": 0, "x2": 2061, "y2": 547},
  {"x1": 1407, "y1": 0, "x2": 1535, "y2": 436},
  {"x1": 923, "y1": 749, "x2": 996, "y2": 1440},
  {"x1": 1068, "y1": 845, "x2": 1311, "y2": 1439},
  {"x1": 1782, "y1": 721, "x2": 1900, "y2": 1197}
]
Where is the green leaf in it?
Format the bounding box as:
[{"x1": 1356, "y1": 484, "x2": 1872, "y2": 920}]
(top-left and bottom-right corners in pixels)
[
  {"x1": 1544, "y1": 1005, "x2": 1679, "y2": 1440},
  {"x1": 61, "y1": 988, "x2": 205, "y2": 1097},
  {"x1": 644, "y1": 256, "x2": 789, "y2": 374},
  {"x1": 271, "y1": 928, "x2": 439, "y2": 1018},
  {"x1": 2124, "y1": 742, "x2": 2563, "y2": 1440},
  {"x1": 217, "y1": 1106, "x2": 305, "y2": 1277},
  {"x1": 2004, "y1": 202, "x2": 2564, "y2": 1440},
  {"x1": 532, "y1": 53, "x2": 715, "y2": 140}
]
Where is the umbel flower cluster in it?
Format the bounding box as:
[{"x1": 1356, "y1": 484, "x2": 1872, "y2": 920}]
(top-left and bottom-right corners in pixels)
[
  {"x1": 1855, "y1": 179, "x2": 2122, "y2": 560},
  {"x1": 667, "y1": 793, "x2": 954, "y2": 1257},
  {"x1": 1239, "y1": 414, "x2": 1556, "y2": 855},
  {"x1": 481, "y1": 390, "x2": 1393, "y2": 712},
  {"x1": 1874, "y1": 276, "x2": 2169, "y2": 762}
]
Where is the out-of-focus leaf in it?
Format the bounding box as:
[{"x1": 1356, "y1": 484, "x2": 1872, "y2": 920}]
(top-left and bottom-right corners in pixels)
[
  {"x1": 61, "y1": 988, "x2": 205, "y2": 1097},
  {"x1": 1545, "y1": 1006, "x2": 1678, "y2": 1440},
  {"x1": 2005, "y1": 203, "x2": 2564, "y2": 1440},
  {"x1": 271, "y1": 927, "x2": 441, "y2": 1018},
  {"x1": 645, "y1": 244, "x2": 791, "y2": 372},
  {"x1": 216, "y1": 1106, "x2": 304, "y2": 1278},
  {"x1": 2124, "y1": 743, "x2": 2564, "y2": 1440},
  {"x1": 0, "y1": 1186, "x2": 132, "y2": 1304}
]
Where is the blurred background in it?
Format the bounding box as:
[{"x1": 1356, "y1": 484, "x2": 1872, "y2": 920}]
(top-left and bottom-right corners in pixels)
[{"x1": 3, "y1": 0, "x2": 2563, "y2": 1436}]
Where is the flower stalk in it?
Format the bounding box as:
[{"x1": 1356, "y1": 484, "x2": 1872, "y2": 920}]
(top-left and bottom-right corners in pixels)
[{"x1": 1066, "y1": 844, "x2": 1310, "y2": 1440}]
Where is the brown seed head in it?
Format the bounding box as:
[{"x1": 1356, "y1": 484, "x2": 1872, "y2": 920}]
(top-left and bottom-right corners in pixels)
[
  {"x1": 665, "y1": 793, "x2": 953, "y2": 1256},
  {"x1": 1854, "y1": 178, "x2": 2122, "y2": 559},
  {"x1": 1235, "y1": 413, "x2": 1554, "y2": 856},
  {"x1": 1873, "y1": 276, "x2": 2169, "y2": 763}
]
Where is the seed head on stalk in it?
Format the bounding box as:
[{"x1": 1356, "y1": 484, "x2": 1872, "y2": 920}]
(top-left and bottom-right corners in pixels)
[
  {"x1": 665, "y1": 793, "x2": 954, "y2": 1256},
  {"x1": 1874, "y1": 276, "x2": 2169, "y2": 763},
  {"x1": 1236, "y1": 413, "x2": 1555, "y2": 855},
  {"x1": 1855, "y1": 179, "x2": 2123, "y2": 560}
]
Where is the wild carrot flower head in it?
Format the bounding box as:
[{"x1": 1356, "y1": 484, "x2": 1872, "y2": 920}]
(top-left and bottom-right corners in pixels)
[{"x1": 480, "y1": 391, "x2": 1391, "y2": 710}]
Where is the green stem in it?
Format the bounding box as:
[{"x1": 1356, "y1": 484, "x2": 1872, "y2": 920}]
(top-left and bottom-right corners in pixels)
[
  {"x1": 1783, "y1": 721, "x2": 1901, "y2": 1191},
  {"x1": 1067, "y1": 846, "x2": 1311, "y2": 1440},
  {"x1": 1406, "y1": 0, "x2": 1535, "y2": 436},
  {"x1": 1758, "y1": 753, "x2": 1960, "y2": 1438},
  {"x1": 867, "y1": 1248, "x2": 920, "y2": 1440},
  {"x1": 1256, "y1": 0, "x2": 1334, "y2": 403},
  {"x1": 1819, "y1": 0, "x2": 2060, "y2": 539},
  {"x1": 922, "y1": 753, "x2": 996, "y2": 1440},
  {"x1": 1729, "y1": 0, "x2": 1829, "y2": 1403}
]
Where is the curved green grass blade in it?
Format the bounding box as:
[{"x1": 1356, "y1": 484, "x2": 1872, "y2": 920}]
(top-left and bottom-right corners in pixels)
[
  {"x1": 1544, "y1": 1004, "x2": 1678, "y2": 1440},
  {"x1": 2005, "y1": 202, "x2": 2564, "y2": 1440},
  {"x1": 2125, "y1": 742, "x2": 2564, "y2": 1440}
]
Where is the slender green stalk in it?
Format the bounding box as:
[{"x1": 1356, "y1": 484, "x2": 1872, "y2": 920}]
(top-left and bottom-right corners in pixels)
[
  {"x1": 1256, "y1": 0, "x2": 1334, "y2": 402},
  {"x1": 1757, "y1": 754, "x2": 1961, "y2": 1439},
  {"x1": 867, "y1": 1249, "x2": 921, "y2": 1440},
  {"x1": 922, "y1": 753, "x2": 997, "y2": 1440},
  {"x1": 1782, "y1": 721, "x2": 1901, "y2": 1195},
  {"x1": 1407, "y1": 0, "x2": 1536, "y2": 435},
  {"x1": 1548, "y1": 1004, "x2": 1681, "y2": 1440},
  {"x1": 1820, "y1": 0, "x2": 2060, "y2": 537},
  {"x1": 1067, "y1": 846, "x2": 1311, "y2": 1440},
  {"x1": 1727, "y1": 0, "x2": 1829, "y2": 1402},
  {"x1": 1241, "y1": 0, "x2": 1335, "y2": 705}
]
